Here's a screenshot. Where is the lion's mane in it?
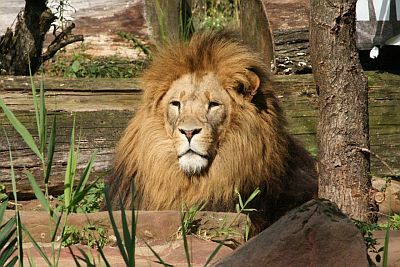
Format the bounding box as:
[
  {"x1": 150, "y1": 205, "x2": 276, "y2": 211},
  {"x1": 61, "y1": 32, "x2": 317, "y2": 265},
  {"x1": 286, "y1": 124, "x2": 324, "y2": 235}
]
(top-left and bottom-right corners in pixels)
[{"x1": 108, "y1": 31, "x2": 317, "y2": 228}]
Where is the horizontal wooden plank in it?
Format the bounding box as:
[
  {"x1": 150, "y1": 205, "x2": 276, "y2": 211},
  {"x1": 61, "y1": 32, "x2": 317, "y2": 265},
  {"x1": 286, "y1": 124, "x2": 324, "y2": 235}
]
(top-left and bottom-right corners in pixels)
[{"x1": 0, "y1": 73, "x2": 399, "y2": 198}]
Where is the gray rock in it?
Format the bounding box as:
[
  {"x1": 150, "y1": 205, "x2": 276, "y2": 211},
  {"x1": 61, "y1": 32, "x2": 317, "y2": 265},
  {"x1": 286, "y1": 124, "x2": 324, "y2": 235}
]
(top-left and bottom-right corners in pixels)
[{"x1": 213, "y1": 199, "x2": 369, "y2": 267}]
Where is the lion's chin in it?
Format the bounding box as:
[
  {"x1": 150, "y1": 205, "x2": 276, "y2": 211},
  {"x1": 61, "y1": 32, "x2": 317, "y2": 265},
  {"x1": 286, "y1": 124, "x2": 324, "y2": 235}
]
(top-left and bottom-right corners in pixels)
[{"x1": 178, "y1": 152, "x2": 209, "y2": 175}]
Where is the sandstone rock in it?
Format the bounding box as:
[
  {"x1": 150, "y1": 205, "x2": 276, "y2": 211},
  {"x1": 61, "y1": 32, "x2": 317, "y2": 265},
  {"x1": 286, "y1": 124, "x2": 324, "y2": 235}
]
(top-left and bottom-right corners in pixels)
[{"x1": 213, "y1": 199, "x2": 369, "y2": 267}]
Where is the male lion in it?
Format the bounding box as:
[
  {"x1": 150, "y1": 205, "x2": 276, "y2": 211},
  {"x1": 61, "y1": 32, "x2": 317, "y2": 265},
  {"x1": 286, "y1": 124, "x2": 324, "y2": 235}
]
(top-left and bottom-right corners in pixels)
[{"x1": 108, "y1": 30, "x2": 317, "y2": 230}]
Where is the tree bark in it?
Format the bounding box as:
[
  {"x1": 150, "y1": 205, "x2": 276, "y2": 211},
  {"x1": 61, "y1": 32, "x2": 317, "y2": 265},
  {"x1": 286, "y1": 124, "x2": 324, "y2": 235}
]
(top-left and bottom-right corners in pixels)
[{"x1": 310, "y1": 1, "x2": 373, "y2": 221}]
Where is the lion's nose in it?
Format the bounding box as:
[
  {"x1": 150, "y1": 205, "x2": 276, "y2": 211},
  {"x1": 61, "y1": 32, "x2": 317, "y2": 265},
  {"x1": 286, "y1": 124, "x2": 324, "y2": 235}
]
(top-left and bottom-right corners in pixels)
[{"x1": 179, "y1": 128, "x2": 202, "y2": 142}]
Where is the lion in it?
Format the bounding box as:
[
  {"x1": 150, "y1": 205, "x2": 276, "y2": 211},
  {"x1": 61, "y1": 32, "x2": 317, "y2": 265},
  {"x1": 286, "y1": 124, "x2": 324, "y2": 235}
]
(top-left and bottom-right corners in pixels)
[{"x1": 107, "y1": 30, "x2": 317, "y2": 231}]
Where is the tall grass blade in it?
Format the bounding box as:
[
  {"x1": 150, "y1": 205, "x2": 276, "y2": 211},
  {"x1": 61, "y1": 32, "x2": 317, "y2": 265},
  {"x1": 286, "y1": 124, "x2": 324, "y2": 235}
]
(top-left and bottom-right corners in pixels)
[
  {"x1": 0, "y1": 99, "x2": 43, "y2": 162},
  {"x1": 50, "y1": 210, "x2": 64, "y2": 242},
  {"x1": 204, "y1": 240, "x2": 225, "y2": 266},
  {"x1": 28, "y1": 63, "x2": 40, "y2": 140},
  {"x1": 16, "y1": 211, "x2": 23, "y2": 267},
  {"x1": 119, "y1": 199, "x2": 133, "y2": 266},
  {"x1": 45, "y1": 115, "x2": 57, "y2": 184},
  {"x1": 74, "y1": 246, "x2": 95, "y2": 267},
  {"x1": 144, "y1": 242, "x2": 173, "y2": 267},
  {"x1": 64, "y1": 118, "x2": 77, "y2": 208},
  {"x1": 39, "y1": 80, "x2": 46, "y2": 154},
  {"x1": 382, "y1": 222, "x2": 390, "y2": 267},
  {"x1": 104, "y1": 188, "x2": 129, "y2": 265},
  {"x1": 0, "y1": 238, "x2": 17, "y2": 266},
  {"x1": 4, "y1": 256, "x2": 18, "y2": 267},
  {"x1": 25, "y1": 171, "x2": 55, "y2": 220},
  {"x1": 180, "y1": 210, "x2": 192, "y2": 267},
  {"x1": 96, "y1": 245, "x2": 111, "y2": 267},
  {"x1": 74, "y1": 152, "x2": 96, "y2": 196},
  {"x1": 23, "y1": 225, "x2": 52, "y2": 266},
  {"x1": 243, "y1": 188, "x2": 261, "y2": 207},
  {"x1": 0, "y1": 218, "x2": 16, "y2": 250},
  {"x1": 0, "y1": 201, "x2": 7, "y2": 225},
  {"x1": 68, "y1": 247, "x2": 83, "y2": 267}
]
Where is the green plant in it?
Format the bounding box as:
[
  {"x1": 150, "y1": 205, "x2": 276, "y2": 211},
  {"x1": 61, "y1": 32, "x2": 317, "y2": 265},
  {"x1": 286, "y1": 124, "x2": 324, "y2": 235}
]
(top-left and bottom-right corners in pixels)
[
  {"x1": 192, "y1": 0, "x2": 240, "y2": 31},
  {"x1": 102, "y1": 179, "x2": 141, "y2": 267},
  {"x1": 235, "y1": 188, "x2": 261, "y2": 241},
  {"x1": 117, "y1": 31, "x2": 151, "y2": 57},
  {"x1": 57, "y1": 181, "x2": 105, "y2": 213},
  {"x1": 0, "y1": 200, "x2": 20, "y2": 267},
  {"x1": 1, "y1": 69, "x2": 98, "y2": 265},
  {"x1": 178, "y1": 202, "x2": 207, "y2": 237},
  {"x1": 45, "y1": 53, "x2": 146, "y2": 78},
  {"x1": 62, "y1": 224, "x2": 108, "y2": 248}
]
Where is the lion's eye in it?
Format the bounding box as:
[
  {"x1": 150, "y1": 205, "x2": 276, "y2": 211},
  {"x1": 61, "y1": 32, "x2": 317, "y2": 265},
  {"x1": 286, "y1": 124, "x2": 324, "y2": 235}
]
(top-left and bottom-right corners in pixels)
[
  {"x1": 170, "y1": 101, "x2": 181, "y2": 109},
  {"x1": 208, "y1": 101, "x2": 221, "y2": 110}
]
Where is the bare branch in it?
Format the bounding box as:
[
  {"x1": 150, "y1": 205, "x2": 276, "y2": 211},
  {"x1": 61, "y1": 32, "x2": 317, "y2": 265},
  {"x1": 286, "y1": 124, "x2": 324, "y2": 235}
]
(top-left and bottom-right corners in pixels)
[
  {"x1": 42, "y1": 34, "x2": 83, "y2": 63},
  {"x1": 355, "y1": 146, "x2": 396, "y2": 176}
]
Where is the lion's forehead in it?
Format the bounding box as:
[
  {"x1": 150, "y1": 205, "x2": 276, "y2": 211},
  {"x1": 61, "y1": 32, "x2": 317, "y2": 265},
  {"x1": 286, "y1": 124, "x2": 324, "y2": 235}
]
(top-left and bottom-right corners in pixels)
[{"x1": 166, "y1": 72, "x2": 227, "y2": 101}]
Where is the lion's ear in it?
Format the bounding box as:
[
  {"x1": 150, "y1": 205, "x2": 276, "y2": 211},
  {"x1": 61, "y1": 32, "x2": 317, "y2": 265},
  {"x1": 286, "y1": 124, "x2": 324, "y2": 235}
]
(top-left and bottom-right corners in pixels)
[{"x1": 239, "y1": 69, "x2": 260, "y2": 101}]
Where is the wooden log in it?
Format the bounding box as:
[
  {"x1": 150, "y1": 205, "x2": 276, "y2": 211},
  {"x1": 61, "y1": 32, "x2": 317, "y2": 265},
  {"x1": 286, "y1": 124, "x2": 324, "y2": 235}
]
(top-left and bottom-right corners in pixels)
[
  {"x1": 273, "y1": 27, "x2": 311, "y2": 74},
  {"x1": 1, "y1": 73, "x2": 399, "y2": 199}
]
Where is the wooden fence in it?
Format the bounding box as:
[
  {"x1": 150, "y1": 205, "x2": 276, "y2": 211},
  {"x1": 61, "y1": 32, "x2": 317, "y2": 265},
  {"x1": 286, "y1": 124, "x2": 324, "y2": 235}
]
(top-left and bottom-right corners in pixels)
[{"x1": 1, "y1": 73, "x2": 399, "y2": 198}]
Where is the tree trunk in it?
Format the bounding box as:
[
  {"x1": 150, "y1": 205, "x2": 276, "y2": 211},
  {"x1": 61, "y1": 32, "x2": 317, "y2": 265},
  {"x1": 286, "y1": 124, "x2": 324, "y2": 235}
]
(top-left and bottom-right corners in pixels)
[
  {"x1": 310, "y1": 1, "x2": 373, "y2": 221},
  {"x1": 0, "y1": 0, "x2": 55, "y2": 75},
  {"x1": 0, "y1": 0, "x2": 83, "y2": 75}
]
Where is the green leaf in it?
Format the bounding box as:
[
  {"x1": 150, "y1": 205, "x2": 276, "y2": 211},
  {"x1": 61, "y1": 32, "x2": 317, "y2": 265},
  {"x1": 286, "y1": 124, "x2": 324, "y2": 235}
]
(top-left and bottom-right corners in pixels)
[
  {"x1": 39, "y1": 79, "x2": 47, "y2": 154},
  {"x1": 45, "y1": 115, "x2": 57, "y2": 184},
  {"x1": 16, "y1": 211, "x2": 23, "y2": 267},
  {"x1": 243, "y1": 188, "x2": 261, "y2": 208},
  {"x1": 0, "y1": 99, "x2": 43, "y2": 162},
  {"x1": 4, "y1": 256, "x2": 18, "y2": 267},
  {"x1": 0, "y1": 218, "x2": 16, "y2": 249},
  {"x1": 64, "y1": 118, "x2": 77, "y2": 208},
  {"x1": 28, "y1": 64, "x2": 40, "y2": 142},
  {"x1": 74, "y1": 152, "x2": 96, "y2": 196},
  {"x1": 0, "y1": 238, "x2": 17, "y2": 266},
  {"x1": 382, "y1": 222, "x2": 390, "y2": 267},
  {"x1": 25, "y1": 171, "x2": 52, "y2": 217},
  {"x1": 119, "y1": 199, "x2": 133, "y2": 266},
  {"x1": 97, "y1": 246, "x2": 111, "y2": 267},
  {"x1": 204, "y1": 240, "x2": 225, "y2": 266},
  {"x1": 68, "y1": 177, "x2": 100, "y2": 209},
  {"x1": 180, "y1": 209, "x2": 192, "y2": 267},
  {"x1": 144, "y1": 242, "x2": 173, "y2": 267},
  {"x1": 4, "y1": 130, "x2": 18, "y2": 203},
  {"x1": 0, "y1": 201, "x2": 7, "y2": 226},
  {"x1": 104, "y1": 188, "x2": 129, "y2": 265}
]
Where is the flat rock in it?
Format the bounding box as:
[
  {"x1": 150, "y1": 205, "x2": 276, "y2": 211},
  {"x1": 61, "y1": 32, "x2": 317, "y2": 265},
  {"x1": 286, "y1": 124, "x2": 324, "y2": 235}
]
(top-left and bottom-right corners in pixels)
[{"x1": 212, "y1": 198, "x2": 369, "y2": 267}]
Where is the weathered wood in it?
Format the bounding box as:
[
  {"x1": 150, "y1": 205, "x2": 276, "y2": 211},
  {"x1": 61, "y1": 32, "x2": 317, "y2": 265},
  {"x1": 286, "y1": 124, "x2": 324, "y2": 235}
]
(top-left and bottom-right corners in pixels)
[
  {"x1": 273, "y1": 28, "x2": 311, "y2": 74},
  {"x1": 1, "y1": 73, "x2": 399, "y2": 199},
  {"x1": 240, "y1": 0, "x2": 274, "y2": 70}
]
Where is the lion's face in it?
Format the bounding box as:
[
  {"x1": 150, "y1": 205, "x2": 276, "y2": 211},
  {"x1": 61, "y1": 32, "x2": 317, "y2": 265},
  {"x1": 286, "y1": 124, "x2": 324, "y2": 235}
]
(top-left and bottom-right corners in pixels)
[{"x1": 162, "y1": 72, "x2": 232, "y2": 175}]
